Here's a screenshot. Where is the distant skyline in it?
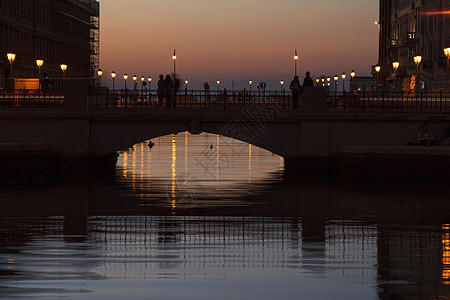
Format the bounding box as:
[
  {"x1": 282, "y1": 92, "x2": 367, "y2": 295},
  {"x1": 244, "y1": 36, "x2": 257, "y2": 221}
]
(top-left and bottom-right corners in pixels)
[{"x1": 99, "y1": 0, "x2": 378, "y2": 89}]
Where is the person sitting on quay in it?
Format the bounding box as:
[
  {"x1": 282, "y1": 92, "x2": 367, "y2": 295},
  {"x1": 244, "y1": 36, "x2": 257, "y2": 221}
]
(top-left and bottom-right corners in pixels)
[{"x1": 417, "y1": 123, "x2": 435, "y2": 146}]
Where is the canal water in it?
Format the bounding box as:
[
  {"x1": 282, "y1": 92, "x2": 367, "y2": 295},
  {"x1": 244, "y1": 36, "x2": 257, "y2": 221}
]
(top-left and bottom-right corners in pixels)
[{"x1": 1, "y1": 133, "x2": 450, "y2": 299}]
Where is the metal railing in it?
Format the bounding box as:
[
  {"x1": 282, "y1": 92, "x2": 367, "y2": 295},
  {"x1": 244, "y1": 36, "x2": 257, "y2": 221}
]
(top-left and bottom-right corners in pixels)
[
  {"x1": 327, "y1": 90, "x2": 450, "y2": 112},
  {"x1": 87, "y1": 89, "x2": 295, "y2": 110},
  {"x1": 0, "y1": 89, "x2": 64, "y2": 108}
]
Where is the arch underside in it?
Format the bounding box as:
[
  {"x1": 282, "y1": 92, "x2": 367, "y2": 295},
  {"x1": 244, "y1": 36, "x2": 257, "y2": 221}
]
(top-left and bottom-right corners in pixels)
[{"x1": 90, "y1": 120, "x2": 298, "y2": 158}]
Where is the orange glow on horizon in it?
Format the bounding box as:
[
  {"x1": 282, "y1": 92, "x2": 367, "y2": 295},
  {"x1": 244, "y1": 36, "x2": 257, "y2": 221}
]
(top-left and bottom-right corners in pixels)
[{"x1": 100, "y1": 0, "x2": 378, "y2": 86}]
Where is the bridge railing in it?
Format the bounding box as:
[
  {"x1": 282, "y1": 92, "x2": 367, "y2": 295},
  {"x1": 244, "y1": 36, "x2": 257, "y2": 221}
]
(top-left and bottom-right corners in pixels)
[
  {"x1": 87, "y1": 89, "x2": 295, "y2": 110},
  {"x1": 328, "y1": 90, "x2": 450, "y2": 112},
  {"x1": 0, "y1": 89, "x2": 64, "y2": 108}
]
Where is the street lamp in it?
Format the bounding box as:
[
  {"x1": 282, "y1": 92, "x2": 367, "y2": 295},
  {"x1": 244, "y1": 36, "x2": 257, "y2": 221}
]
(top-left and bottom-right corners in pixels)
[
  {"x1": 341, "y1": 73, "x2": 346, "y2": 92},
  {"x1": 350, "y1": 70, "x2": 356, "y2": 92},
  {"x1": 316, "y1": 78, "x2": 320, "y2": 86},
  {"x1": 392, "y1": 62, "x2": 399, "y2": 89},
  {"x1": 375, "y1": 65, "x2": 381, "y2": 92},
  {"x1": 97, "y1": 69, "x2": 103, "y2": 85},
  {"x1": 280, "y1": 80, "x2": 284, "y2": 93},
  {"x1": 123, "y1": 73, "x2": 128, "y2": 90},
  {"x1": 294, "y1": 49, "x2": 299, "y2": 77},
  {"x1": 148, "y1": 77, "x2": 152, "y2": 92},
  {"x1": 133, "y1": 75, "x2": 137, "y2": 91},
  {"x1": 333, "y1": 75, "x2": 338, "y2": 96},
  {"x1": 172, "y1": 49, "x2": 177, "y2": 78},
  {"x1": 111, "y1": 71, "x2": 116, "y2": 92},
  {"x1": 7, "y1": 53, "x2": 16, "y2": 77},
  {"x1": 321, "y1": 77, "x2": 325, "y2": 87},
  {"x1": 36, "y1": 59, "x2": 44, "y2": 78},
  {"x1": 414, "y1": 55, "x2": 422, "y2": 76},
  {"x1": 444, "y1": 47, "x2": 450, "y2": 85},
  {"x1": 141, "y1": 76, "x2": 145, "y2": 94},
  {"x1": 216, "y1": 79, "x2": 220, "y2": 93},
  {"x1": 60, "y1": 64, "x2": 67, "y2": 79},
  {"x1": 249, "y1": 79, "x2": 252, "y2": 94}
]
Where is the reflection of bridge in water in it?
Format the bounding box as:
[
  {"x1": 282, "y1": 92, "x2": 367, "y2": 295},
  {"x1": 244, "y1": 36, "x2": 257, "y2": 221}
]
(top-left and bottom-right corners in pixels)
[{"x1": 2, "y1": 180, "x2": 450, "y2": 298}]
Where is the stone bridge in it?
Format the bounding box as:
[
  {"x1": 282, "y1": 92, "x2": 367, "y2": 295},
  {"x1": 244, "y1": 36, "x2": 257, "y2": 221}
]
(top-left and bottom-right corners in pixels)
[{"x1": 1, "y1": 84, "x2": 450, "y2": 175}]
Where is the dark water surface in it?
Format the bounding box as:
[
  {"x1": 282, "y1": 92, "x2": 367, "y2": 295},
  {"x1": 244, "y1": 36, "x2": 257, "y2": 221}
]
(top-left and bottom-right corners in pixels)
[{"x1": 1, "y1": 133, "x2": 450, "y2": 299}]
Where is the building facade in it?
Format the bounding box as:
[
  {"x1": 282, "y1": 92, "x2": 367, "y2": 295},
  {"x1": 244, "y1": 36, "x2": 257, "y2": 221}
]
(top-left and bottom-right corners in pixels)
[
  {"x1": 0, "y1": 0, "x2": 99, "y2": 88},
  {"x1": 377, "y1": 0, "x2": 450, "y2": 90}
]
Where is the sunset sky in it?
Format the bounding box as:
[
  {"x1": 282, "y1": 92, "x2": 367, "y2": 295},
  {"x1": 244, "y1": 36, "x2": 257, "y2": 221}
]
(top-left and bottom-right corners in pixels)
[{"x1": 99, "y1": 0, "x2": 379, "y2": 89}]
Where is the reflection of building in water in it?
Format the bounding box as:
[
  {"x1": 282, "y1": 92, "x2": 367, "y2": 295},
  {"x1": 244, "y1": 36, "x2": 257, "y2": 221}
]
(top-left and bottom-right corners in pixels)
[
  {"x1": 377, "y1": 224, "x2": 450, "y2": 299},
  {"x1": 87, "y1": 216, "x2": 379, "y2": 283}
]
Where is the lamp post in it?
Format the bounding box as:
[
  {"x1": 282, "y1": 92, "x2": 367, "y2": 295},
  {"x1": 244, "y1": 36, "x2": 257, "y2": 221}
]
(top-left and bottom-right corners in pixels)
[
  {"x1": 321, "y1": 77, "x2": 325, "y2": 87},
  {"x1": 124, "y1": 73, "x2": 128, "y2": 90},
  {"x1": 249, "y1": 79, "x2": 252, "y2": 95},
  {"x1": 375, "y1": 65, "x2": 381, "y2": 93},
  {"x1": 133, "y1": 75, "x2": 137, "y2": 91},
  {"x1": 36, "y1": 59, "x2": 44, "y2": 78},
  {"x1": 341, "y1": 73, "x2": 346, "y2": 92},
  {"x1": 216, "y1": 79, "x2": 220, "y2": 93},
  {"x1": 7, "y1": 53, "x2": 16, "y2": 77},
  {"x1": 392, "y1": 62, "x2": 399, "y2": 89},
  {"x1": 141, "y1": 76, "x2": 145, "y2": 94},
  {"x1": 97, "y1": 69, "x2": 103, "y2": 86},
  {"x1": 327, "y1": 77, "x2": 331, "y2": 93},
  {"x1": 280, "y1": 80, "x2": 284, "y2": 93},
  {"x1": 148, "y1": 77, "x2": 152, "y2": 92},
  {"x1": 172, "y1": 49, "x2": 177, "y2": 78},
  {"x1": 444, "y1": 47, "x2": 450, "y2": 86},
  {"x1": 111, "y1": 71, "x2": 116, "y2": 92},
  {"x1": 414, "y1": 55, "x2": 422, "y2": 77},
  {"x1": 60, "y1": 64, "x2": 67, "y2": 79},
  {"x1": 350, "y1": 70, "x2": 356, "y2": 92},
  {"x1": 294, "y1": 49, "x2": 299, "y2": 77},
  {"x1": 334, "y1": 75, "x2": 338, "y2": 97}
]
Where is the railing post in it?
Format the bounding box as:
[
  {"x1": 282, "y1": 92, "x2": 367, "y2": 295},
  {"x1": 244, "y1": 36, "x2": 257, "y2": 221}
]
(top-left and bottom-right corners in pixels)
[{"x1": 420, "y1": 90, "x2": 423, "y2": 113}]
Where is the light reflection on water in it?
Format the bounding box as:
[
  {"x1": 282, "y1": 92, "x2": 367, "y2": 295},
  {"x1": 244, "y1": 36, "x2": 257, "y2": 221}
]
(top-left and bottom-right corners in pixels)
[{"x1": 1, "y1": 133, "x2": 450, "y2": 299}]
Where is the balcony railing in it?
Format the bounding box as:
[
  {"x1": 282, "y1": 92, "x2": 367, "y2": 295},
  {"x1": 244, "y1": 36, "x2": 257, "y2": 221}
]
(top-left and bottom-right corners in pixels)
[{"x1": 0, "y1": 90, "x2": 64, "y2": 108}]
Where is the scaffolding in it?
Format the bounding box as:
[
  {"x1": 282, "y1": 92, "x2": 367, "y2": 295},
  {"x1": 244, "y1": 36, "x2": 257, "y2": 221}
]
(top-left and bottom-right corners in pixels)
[{"x1": 68, "y1": 0, "x2": 100, "y2": 76}]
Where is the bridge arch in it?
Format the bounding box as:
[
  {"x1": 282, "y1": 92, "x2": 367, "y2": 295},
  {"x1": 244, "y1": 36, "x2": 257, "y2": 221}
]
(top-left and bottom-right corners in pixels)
[{"x1": 89, "y1": 118, "x2": 297, "y2": 159}]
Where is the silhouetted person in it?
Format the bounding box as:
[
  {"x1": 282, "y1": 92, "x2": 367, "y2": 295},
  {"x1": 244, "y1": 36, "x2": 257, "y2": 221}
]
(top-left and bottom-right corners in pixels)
[
  {"x1": 417, "y1": 123, "x2": 435, "y2": 146},
  {"x1": 164, "y1": 75, "x2": 173, "y2": 108},
  {"x1": 290, "y1": 76, "x2": 301, "y2": 109},
  {"x1": 39, "y1": 72, "x2": 51, "y2": 93},
  {"x1": 157, "y1": 74, "x2": 165, "y2": 107},
  {"x1": 303, "y1": 71, "x2": 314, "y2": 87}
]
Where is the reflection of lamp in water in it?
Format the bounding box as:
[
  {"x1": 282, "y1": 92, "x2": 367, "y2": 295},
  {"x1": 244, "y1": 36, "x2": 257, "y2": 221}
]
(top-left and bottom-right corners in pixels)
[{"x1": 171, "y1": 134, "x2": 177, "y2": 212}]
